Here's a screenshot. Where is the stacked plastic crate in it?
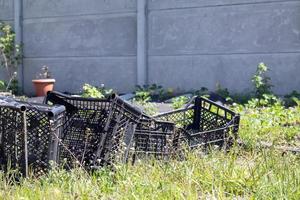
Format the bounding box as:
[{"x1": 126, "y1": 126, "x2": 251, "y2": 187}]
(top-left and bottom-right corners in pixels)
[
  {"x1": 0, "y1": 97, "x2": 65, "y2": 176},
  {"x1": 0, "y1": 92, "x2": 240, "y2": 175}
]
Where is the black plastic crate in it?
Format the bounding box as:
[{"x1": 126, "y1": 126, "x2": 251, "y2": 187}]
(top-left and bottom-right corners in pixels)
[
  {"x1": 132, "y1": 118, "x2": 176, "y2": 161},
  {"x1": 44, "y1": 92, "x2": 181, "y2": 167},
  {"x1": 44, "y1": 91, "x2": 113, "y2": 169},
  {"x1": 93, "y1": 95, "x2": 144, "y2": 165},
  {"x1": 0, "y1": 97, "x2": 65, "y2": 175},
  {"x1": 97, "y1": 95, "x2": 176, "y2": 164},
  {"x1": 154, "y1": 96, "x2": 240, "y2": 149}
]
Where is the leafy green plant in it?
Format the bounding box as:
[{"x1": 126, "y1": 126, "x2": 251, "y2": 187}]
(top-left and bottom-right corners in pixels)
[
  {"x1": 158, "y1": 87, "x2": 175, "y2": 101},
  {"x1": 5, "y1": 71, "x2": 18, "y2": 93},
  {"x1": 135, "y1": 84, "x2": 175, "y2": 102},
  {"x1": 0, "y1": 22, "x2": 21, "y2": 93},
  {"x1": 0, "y1": 72, "x2": 18, "y2": 94},
  {"x1": 134, "y1": 88, "x2": 151, "y2": 103},
  {"x1": 82, "y1": 84, "x2": 113, "y2": 99},
  {"x1": 171, "y1": 96, "x2": 189, "y2": 109},
  {"x1": 141, "y1": 102, "x2": 158, "y2": 116},
  {"x1": 194, "y1": 87, "x2": 209, "y2": 98},
  {"x1": 215, "y1": 82, "x2": 230, "y2": 99},
  {"x1": 134, "y1": 85, "x2": 171, "y2": 115},
  {"x1": 229, "y1": 92, "x2": 253, "y2": 105},
  {"x1": 246, "y1": 94, "x2": 281, "y2": 108},
  {"x1": 252, "y1": 63, "x2": 273, "y2": 98},
  {"x1": 36, "y1": 65, "x2": 51, "y2": 79},
  {"x1": 0, "y1": 80, "x2": 5, "y2": 91},
  {"x1": 284, "y1": 91, "x2": 300, "y2": 107},
  {"x1": 232, "y1": 98, "x2": 300, "y2": 148}
]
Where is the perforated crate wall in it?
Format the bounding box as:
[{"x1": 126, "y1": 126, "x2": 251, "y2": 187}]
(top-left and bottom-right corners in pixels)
[
  {"x1": 132, "y1": 118, "x2": 176, "y2": 161},
  {"x1": 45, "y1": 91, "x2": 113, "y2": 169},
  {"x1": 94, "y1": 95, "x2": 144, "y2": 165},
  {"x1": 0, "y1": 98, "x2": 65, "y2": 175},
  {"x1": 97, "y1": 96, "x2": 177, "y2": 164},
  {"x1": 154, "y1": 97, "x2": 240, "y2": 149}
]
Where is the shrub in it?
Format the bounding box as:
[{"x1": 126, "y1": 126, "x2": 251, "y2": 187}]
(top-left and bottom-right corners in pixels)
[
  {"x1": 171, "y1": 96, "x2": 189, "y2": 109},
  {"x1": 135, "y1": 84, "x2": 175, "y2": 102},
  {"x1": 284, "y1": 91, "x2": 300, "y2": 107},
  {"x1": 0, "y1": 80, "x2": 5, "y2": 91},
  {"x1": 82, "y1": 84, "x2": 113, "y2": 99},
  {"x1": 215, "y1": 82, "x2": 230, "y2": 99},
  {"x1": 0, "y1": 22, "x2": 21, "y2": 94},
  {"x1": 252, "y1": 62, "x2": 273, "y2": 98},
  {"x1": 134, "y1": 86, "x2": 151, "y2": 103}
]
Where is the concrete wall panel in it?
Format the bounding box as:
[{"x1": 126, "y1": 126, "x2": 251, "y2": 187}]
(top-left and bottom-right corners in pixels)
[
  {"x1": 23, "y1": 14, "x2": 137, "y2": 57},
  {"x1": 23, "y1": 57, "x2": 136, "y2": 95},
  {"x1": 148, "y1": 1, "x2": 300, "y2": 94},
  {"x1": 148, "y1": 1, "x2": 300, "y2": 55},
  {"x1": 148, "y1": 0, "x2": 297, "y2": 10},
  {"x1": 1, "y1": 0, "x2": 300, "y2": 94},
  {"x1": 148, "y1": 53, "x2": 300, "y2": 95},
  {"x1": 0, "y1": 0, "x2": 13, "y2": 20},
  {"x1": 23, "y1": 0, "x2": 136, "y2": 19}
]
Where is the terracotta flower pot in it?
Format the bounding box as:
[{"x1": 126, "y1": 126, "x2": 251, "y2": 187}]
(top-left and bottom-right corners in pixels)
[{"x1": 32, "y1": 79, "x2": 55, "y2": 97}]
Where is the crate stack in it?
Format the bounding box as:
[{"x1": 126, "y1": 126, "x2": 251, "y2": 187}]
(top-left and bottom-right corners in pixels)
[
  {"x1": 45, "y1": 92, "x2": 177, "y2": 167},
  {"x1": 0, "y1": 97, "x2": 65, "y2": 176},
  {"x1": 95, "y1": 95, "x2": 176, "y2": 165},
  {"x1": 0, "y1": 92, "x2": 240, "y2": 175}
]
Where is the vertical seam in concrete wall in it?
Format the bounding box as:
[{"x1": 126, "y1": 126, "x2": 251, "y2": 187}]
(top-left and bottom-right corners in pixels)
[
  {"x1": 137, "y1": 0, "x2": 147, "y2": 86},
  {"x1": 14, "y1": 0, "x2": 23, "y2": 92}
]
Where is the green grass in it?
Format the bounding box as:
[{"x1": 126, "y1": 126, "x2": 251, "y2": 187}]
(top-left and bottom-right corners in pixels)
[
  {"x1": 1, "y1": 149, "x2": 300, "y2": 199},
  {"x1": 1, "y1": 102, "x2": 300, "y2": 199},
  {"x1": 235, "y1": 102, "x2": 300, "y2": 147}
]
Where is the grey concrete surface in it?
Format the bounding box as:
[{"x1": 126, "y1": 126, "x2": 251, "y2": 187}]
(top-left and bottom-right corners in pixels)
[
  {"x1": 23, "y1": 14, "x2": 137, "y2": 57},
  {"x1": 21, "y1": 0, "x2": 137, "y2": 94},
  {"x1": 23, "y1": 57, "x2": 137, "y2": 95},
  {"x1": 0, "y1": 0, "x2": 13, "y2": 20},
  {"x1": 148, "y1": 0, "x2": 298, "y2": 10},
  {"x1": 23, "y1": 0, "x2": 136, "y2": 19},
  {"x1": 1, "y1": 0, "x2": 300, "y2": 95},
  {"x1": 148, "y1": 2, "x2": 300, "y2": 55},
  {"x1": 148, "y1": 0, "x2": 300, "y2": 94},
  {"x1": 148, "y1": 53, "x2": 300, "y2": 94}
]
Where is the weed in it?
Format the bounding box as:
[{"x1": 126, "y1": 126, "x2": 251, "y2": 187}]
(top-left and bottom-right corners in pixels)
[
  {"x1": 0, "y1": 22, "x2": 21, "y2": 94},
  {"x1": 0, "y1": 80, "x2": 5, "y2": 91},
  {"x1": 171, "y1": 96, "x2": 189, "y2": 109},
  {"x1": 215, "y1": 82, "x2": 231, "y2": 99},
  {"x1": 135, "y1": 84, "x2": 175, "y2": 102},
  {"x1": 284, "y1": 91, "x2": 300, "y2": 107},
  {"x1": 252, "y1": 62, "x2": 273, "y2": 98},
  {"x1": 82, "y1": 84, "x2": 113, "y2": 99}
]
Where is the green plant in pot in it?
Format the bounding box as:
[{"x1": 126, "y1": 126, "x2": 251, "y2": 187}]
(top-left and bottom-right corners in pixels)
[{"x1": 32, "y1": 65, "x2": 55, "y2": 96}]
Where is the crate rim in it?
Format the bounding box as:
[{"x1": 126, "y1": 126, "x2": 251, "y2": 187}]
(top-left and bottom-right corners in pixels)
[
  {"x1": 154, "y1": 96, "x2": 239, "y2": 118},
  {"x1": 45, "y1": 91, "x2": 113, "y2": 103}
]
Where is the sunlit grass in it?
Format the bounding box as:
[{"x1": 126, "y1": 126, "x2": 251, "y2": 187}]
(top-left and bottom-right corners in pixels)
[
  {"x1": 0, "y1": 148, "x2": 299, "y2": 199},
  {"x1": 1, "y1": 103, "x2": 300, "y2": 199},
  {"x1": 235, "y1": 103, "x2": 300, "y2": 148}
]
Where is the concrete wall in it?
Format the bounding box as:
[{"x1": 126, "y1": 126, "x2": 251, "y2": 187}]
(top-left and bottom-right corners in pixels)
[
  {"x1": 22, "y1": 0, "x2": 137, "y2": 94},
  {"x1": 1, "y1": 0, "x2": 300, "y2": 95},
  {"x1": 148, "y1": 0, "x2": 300, "y2": 94},
  {"x1": 0, "y1": 0, "x2": 13, "y2": 22}
]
